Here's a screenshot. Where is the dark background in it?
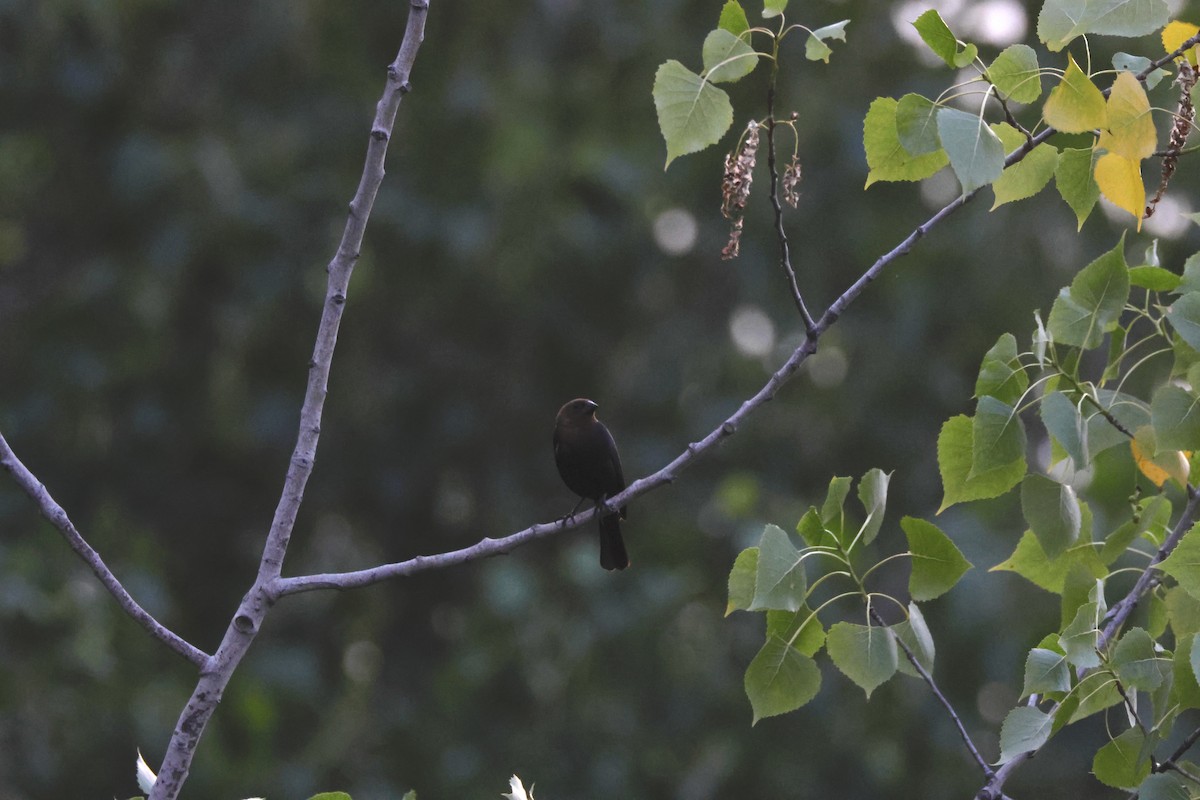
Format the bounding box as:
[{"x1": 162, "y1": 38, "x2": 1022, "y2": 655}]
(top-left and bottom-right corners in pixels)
[{"x1": 2, "y1": 0, "x2": 1199, "y2": 797}]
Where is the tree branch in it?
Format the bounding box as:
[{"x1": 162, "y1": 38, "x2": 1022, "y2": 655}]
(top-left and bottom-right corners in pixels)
[
  {"x1": 868, "y1": 607, "x2": 993, "y2": 778},
  {"x1": 765, "y1": 86, "x2": 814, "y2": 332},
  {"x1": 0, "y1": 431, "x2": 209, "y2": 668},
  {"x1": 146, "y1": 3, "x2": 431, "y2": 798}
]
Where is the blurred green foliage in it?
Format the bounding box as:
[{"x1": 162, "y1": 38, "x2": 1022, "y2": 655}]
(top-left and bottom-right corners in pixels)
[{"x1": 4, "y1": 0, "x2": 1200, "y2": 798}]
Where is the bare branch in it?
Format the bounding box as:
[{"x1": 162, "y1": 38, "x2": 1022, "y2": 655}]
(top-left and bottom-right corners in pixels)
[
  {"x1": 868, "y1": 607, "x2": 993, "y2": 778},
  {"x1": 0, "y1": 431, "x2": 209, "y2": 668},
  {"x1": 147, "y1": 3, "x2": 432, "y2": 798},
  {"x1": 765, "y1": 92, "x2": 815, "y2": 332}
]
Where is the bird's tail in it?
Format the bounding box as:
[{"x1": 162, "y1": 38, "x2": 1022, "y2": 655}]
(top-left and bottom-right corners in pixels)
[{"x1": 599, "y1": 513, "x2": 629, "y2": 571}]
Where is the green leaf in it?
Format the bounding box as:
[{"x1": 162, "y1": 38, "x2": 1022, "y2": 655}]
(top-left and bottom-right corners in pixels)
[
  {"x1": 1112, "y1": 627, "x2": 1164, "y2": 691},
  {"x1": 826, "y1": 622, "x2": 898, "y2": 697},
  {"x1": 1114, "y1": 52, "x2": 1169, "y2": 90},
  {"x1": 1093, "y1": 727, "x2": 1152, "y2": 789},
  {"x1": 702, "y1": 29, "x2": 758, "y2": 84},
  {"x1": 972, "y1": 396, "x2": 1027, "y2": 476},
  {"x1": 1043, "y1": 55, "x2": 1107, "y2": 132},
  {"x1": 998, "y1": 706, "x2": 1054, "y2": 763},
  {"x1": 863, "y1": 98, "x2": 949, "y2": 187},
  {"x1": 1179, "y1": 253, "x2": 1200, "y2": 294},
  {"x1": 744, "y1": 635, "x2": 821, "y2": 723},
  {"x1": 912, "y1": 9, "x2": 978, "y2": 68},
  {"x1": 1172, "y1": 634, "x2": 1200, "y2": 709},
  {"x1": 992, "y1": 141, "x2": 1059, "y2": 209},
  {"x1": 902, "y1": 516, "x2": 972, "y2": 600},
  {"x1": 1056, "y1": 147, "x2": 1101, "y2": 230},
  {"x1": 805, "y1": 20, "x2": 849, "y2": 64},
  {"x1": 895, "y1": 93, "x2": 942, "y2": 156},
  {"x1": 796, "y1": 507, "x2": 835, "y2": 548},
  {"x1": 653, "y1": 60, "x2": 734, "y2": 169},
  {"x1": 1128, "y1": 265, "x2": 1181, "y2": 291},
  {"x1": 1085, "y1": 389, "x2": 1150, "y2": 458},
  {"x1": 975, "y1": 333, "x2": 1028, "y2": 405},
  {"x1": 762, "y1": 0, "x2": 787, "y2": 19},
  {"x1": 1160, "y1": 525, "x2": 1200, "y2": 603},
  {"x1": 1060, "y1": 601, "x2": 1102, "y2": 668},
  {"x1": 988, "y1": 44, "x2": 1042, "y2": 103},
  {"x1": 718, "y1": 0, "x2": 750, "y2": 35},
  {"x1": 1168, "y1": 292, "x2": 1200, "y2": 351},
  {"x1": 893, "y1": 603, "x2": 935, "y2": 678},
  {"x1": 750, "y1": 524, "x2": 805, "y2": 611},
  {"x1": 856, "y1": 468, "x2": 891, "y2": 546},
  {"x1": 1038, "y1": 0, "x2": 1169, "y2": 51},
  {"x1": 726, "y1": 547, "x2": 759, "y2": 615},
  {"x1": 937, "y1": 414, "x2": 1025, "y2": 511},
  {"x1": 1137, "y1": 772, "x2": 1192, "y2": 800},
  {"x1": 766, "y1": 606, "x2": 825, "y2": 657},
  {"x1": 1167, "y1": 585, "x2": 1200, "y2": 637},
  {"x1": 1152, "y1": 384, "x2": 1200, "y2": 450},
  {"x1": 937, "y1": 107, "x2": 1005, "y2": 193},
  {"x1": 308, "y1": 794, "x2": 354, "y2": 800},
  {"x1": 1021, "y1": 474, "x2": 1082, "y2": 558},
  {"x1": 1022, "y1": 647, "x2": 1070, "y2": 696},
  {"x1": 1070, "y1": 669, "x2": 1122, "y2": 722},
  {"x1": 1047, "y1": 236, "x2": 1131, "y2": 349},
  {"x1": 1041, "y1": 391, "x2": 1088, "y2": 467},
  {"x1": 821, "y1": 476, "x2": 853, "y2": 544},
  {"x1": 992, "y1": 529, "x2": 1107, "y2": 594}
]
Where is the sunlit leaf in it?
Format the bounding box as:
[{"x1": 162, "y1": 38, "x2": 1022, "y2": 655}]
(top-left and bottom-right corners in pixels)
[
  {"x1": 718, "y1": 0, "x2": 750, "y2": 35},
  {"x1": 1163, "y1": 19, "x2": 1200, "y2": 66},
  {"x1": 895, "y1": 93, "x2": 942, "y2": 156},
  {"x1": 1094, "y1": 152, "x2": 1146, "y2": 229},
  {"x1": 912, "y1": 9, "x2": 977, "y2": 68},
  {"x1": 1038, "y1": 0, "x2": 1169, "y2": 51},
  {"x1": 863, "y1": 98, "x2": 949, "y2": 186},
  {"x1": 726, "y1": 547, "x2": 758, "y2": 615},
  {"x1": 988, "y1": 44, "x2": 1042, "y2": 103},
  {"x1": 1043, "y1": 55, "x2": 1106, "y2": 133},
  {"x1": 1099, "y1": 72, "x2": 1156, "y2": 161},
  {"x1": 806, "y1": 20, "x2": 849, "y2": 63}
]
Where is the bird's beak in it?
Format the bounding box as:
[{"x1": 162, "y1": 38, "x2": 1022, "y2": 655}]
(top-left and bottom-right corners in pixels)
[{"x1": 585, "y1": 400, "x2": 599, "y2": 413}]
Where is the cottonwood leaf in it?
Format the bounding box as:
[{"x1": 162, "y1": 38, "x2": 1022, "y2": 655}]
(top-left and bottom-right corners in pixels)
[
  {"x1": 702, "y1": 29, "x2": 758, "y2": 84},
  {"x1": 895, "y1": 93, "x2": 942, "y2": 156},
  {"x1": 988, "y1": 44, "x2": 1042, "y2": 103},
  {"x1": 1047, "y1": 236, "x2": 1130, "y2": 348},
  {"x1": 726, "y1": 547, "x2": 759, "y2": 615},
  {"x1": 1094, "y1": 152, "x2": 1146, "y2": 229},
  {"x1": 937, "y1": 106, "x2": 1005, "y2": 193},
  {"x1": 1093, "y1": 727, "x2": 1152, "y2": 789},
  {"x1": 750, "y1": 524, "x2": 805, "y2": 611},
  {"x1": 653, "y1": 60, "x2": 734, "y2": 169},
  {"x1": 1152, "y1": 384, "x2": 1200, "y2": 451},
  {"x1": 744, "y1": 635, "x2": 821, "y2": 723},
  {"x1": 1021, "y1": 474, "x2": 1082, "y2": 558},
  {"x1": 938, "y1": 414, "x2": 1024, "y2": 511},
  {"x1": 1043, "y1": 55, "x2": 1106, "y2": 132},
  {"x1": 1022, "y1": 647, "x2": 1070, "y2": 696},
  {"x1": 1056, "y1": 147, "x2": 1100, "y2": 229},
  {"x1": 863, "y1": 98, "x2": 949, "y2": 186},
  {"x1": 826, "y1": 622, "x2": 898, "y2": 697},
  {"x1": 893, "y1": 603, "x2": 935, "y2": 677},
  {"x1": 1038, "y1": 0, "x2": 1169, "y2": 51},
  {"x1": 912, "y1": 9, "x2": 978, "y2": 68},
  {"x1": 902, "y1": 516, "x2": 971, "y2": 600},
  {"x1": 972, "y1": 396, "x2": 1027, "y2": 476},
  {"x1": 998, "y1": 706, "x2": 1053, "y2": 763},
  {"x1": 1168, "y1": 292, "x2": 1200, "y2": 351},
  {"x1": 1160, "y1": 524, "x2": 1200, "y2": 602},
  {"x1": 718, "y1": 0, "x2": 750, "y2": 35}
]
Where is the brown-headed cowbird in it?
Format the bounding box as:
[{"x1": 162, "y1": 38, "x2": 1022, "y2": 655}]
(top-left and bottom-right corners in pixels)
[{"x1": 553, "y1": 398, "x2": 629, "y2": 570}]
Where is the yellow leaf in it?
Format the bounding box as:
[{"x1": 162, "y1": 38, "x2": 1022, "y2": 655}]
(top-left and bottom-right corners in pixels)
[
  {"x1": 1163, "y1": 20, "x2": 1200, "y2": 66},
  {"x1": 1132, "y1": 427, "x2": 1190, "y2": 487},
  {"x1": 1043, "y1": 55, "x2": 1107, "y2": 134},
  {"x1": 1094, "y1": 152, "x2": 1146, "y2": 229},
  {"x1": 1100, "y1": 72, "x2": 1157, "y2": 161}
]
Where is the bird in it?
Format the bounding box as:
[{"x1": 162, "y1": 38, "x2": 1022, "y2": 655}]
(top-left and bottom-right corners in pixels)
[{"x1": 553, "y1": 398, "x2": 629, "y2": 570}]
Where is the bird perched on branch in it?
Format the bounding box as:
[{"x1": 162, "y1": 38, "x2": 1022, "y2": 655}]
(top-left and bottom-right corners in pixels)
[{"x1": 553, "y1": 398, "x2": 629, "y2": 570}]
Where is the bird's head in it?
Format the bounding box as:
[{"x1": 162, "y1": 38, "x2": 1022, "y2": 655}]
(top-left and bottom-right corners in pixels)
[{"x1": 557, "y1": 398, "x2": 599, "y2": 427}]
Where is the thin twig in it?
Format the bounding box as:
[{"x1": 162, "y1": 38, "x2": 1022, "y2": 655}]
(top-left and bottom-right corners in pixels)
[
  {"x1": 0, "y1": 432, "x2": 209, "y2": 668},
  {"x1": 868, "y1": 607, "x2": 993, "y2": 778},
  {"x1": 145, "y1": 3, "x2": 431, "y2": 798},
  {"x1": 765, "y1": 87, "x2": 815, "y2": 332}
]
